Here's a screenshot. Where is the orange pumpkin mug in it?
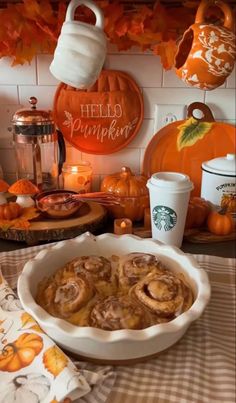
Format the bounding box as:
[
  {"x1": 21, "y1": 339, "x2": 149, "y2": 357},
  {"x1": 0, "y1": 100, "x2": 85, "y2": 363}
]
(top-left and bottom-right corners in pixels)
[{"x1": 175, "y1": 0, "x2": 236, "y2": 90}]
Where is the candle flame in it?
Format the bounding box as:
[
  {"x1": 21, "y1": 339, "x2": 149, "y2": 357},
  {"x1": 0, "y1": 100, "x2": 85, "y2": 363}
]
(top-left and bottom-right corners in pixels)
[
  {"x1": 120, "y1": 221, "x2": 127, "y2": 228},
  {"x1": 71, "y1": 166, "x2": 79, "y2": 173}
]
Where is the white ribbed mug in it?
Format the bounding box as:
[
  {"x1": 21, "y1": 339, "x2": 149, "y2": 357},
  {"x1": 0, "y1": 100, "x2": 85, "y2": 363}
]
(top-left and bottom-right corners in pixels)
[{"x1": 50, "y1": 0, "x2": 107, "y2": 89}]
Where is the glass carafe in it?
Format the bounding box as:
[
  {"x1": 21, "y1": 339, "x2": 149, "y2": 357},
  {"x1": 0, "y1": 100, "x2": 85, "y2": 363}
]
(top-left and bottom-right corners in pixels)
[{"x1": 12, "y1": 97, "x2": 65, "y2": 191}]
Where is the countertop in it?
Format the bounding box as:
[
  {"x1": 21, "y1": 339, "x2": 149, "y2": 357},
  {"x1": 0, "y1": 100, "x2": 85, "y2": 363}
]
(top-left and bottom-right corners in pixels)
[{"x1": 0, "y1": 236, "x2": 235, "y2": 258}]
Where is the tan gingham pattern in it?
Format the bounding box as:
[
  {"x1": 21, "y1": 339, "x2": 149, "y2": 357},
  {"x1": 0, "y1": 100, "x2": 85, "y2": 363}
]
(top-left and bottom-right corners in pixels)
[{"x1": 0, "y1": 244, "x2": 235, "y2": 403}]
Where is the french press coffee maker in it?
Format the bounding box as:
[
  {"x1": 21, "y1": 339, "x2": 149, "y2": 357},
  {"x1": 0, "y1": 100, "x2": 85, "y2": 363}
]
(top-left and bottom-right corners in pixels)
[{"x1": 12, "y1": 97, "x2": 66, "y2": 190}]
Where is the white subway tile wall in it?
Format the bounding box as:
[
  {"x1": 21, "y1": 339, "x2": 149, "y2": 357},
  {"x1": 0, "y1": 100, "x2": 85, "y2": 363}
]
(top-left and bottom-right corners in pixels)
[{"x1": 0, "y1": 51, "x2": 235, "y2": 190}]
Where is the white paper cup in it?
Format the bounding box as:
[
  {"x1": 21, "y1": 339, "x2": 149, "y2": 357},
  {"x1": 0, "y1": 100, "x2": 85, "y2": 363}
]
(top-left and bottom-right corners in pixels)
[{"x1": 147, "y1": 172, "x2": 194, "y2": 248}]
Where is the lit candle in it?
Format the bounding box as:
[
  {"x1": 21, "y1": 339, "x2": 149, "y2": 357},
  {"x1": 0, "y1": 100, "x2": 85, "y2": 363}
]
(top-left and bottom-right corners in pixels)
[
  {"x1": 114, "y1": 218, "x2": 133, "y2": 235},
  {"x1": 144, "y1": 207, "x2": 151, "y2": 229},
  {"x1": 62, "y1": 161, "x2": 92, "y2": 193}
]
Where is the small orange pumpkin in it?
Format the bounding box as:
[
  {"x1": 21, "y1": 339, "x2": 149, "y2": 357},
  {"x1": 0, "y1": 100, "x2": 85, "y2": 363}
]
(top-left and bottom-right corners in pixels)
[
  {"x1": 185, "y1": 197, "x2": 210, "y2": 229},
  {"x1": 0, "y1": 202, "x2": 22, "y2": 220},
  {"x1": 100, "y1": 167, "x2": 149, "y2": 221},
  {"x1": 221, "y1": 194, "x2": 236, "y2": 213},
  {"x1": 207, "y1": 209, "x2": 234, "y2": 236},
  {"x1": 0, "y1": 333, "x2": 43, "y2": 372}
]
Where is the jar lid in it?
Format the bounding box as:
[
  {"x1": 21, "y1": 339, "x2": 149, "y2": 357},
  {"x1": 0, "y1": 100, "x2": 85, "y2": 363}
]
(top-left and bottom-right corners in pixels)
[
  {"x1": 62, "y1": 161, "x2": 92, "y2": 173},
  {"x1": 147, "y1": 172, "x2": 194, "y2": 193},
  {"x1": 202, "y1": 154, "x2": 236, "y2": 176},
  {"x1": 12, "y1": 97, "x2": 54, "y2": 135}
]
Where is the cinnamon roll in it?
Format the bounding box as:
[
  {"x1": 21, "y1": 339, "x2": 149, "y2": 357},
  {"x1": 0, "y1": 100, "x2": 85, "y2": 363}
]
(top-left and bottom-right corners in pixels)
[
  {"x1": 67, "y1": 255, "x2": 112, "y2": 280},
  {"x1": 130, "y1": 271, "x2": 193, "y2": 318},
  {"x1": 89, "y1": 295, "x2": 149, "y2": 330},
  {"x1": 55, "y1": 255, "x2": 116, "y2": 296},
  {"x1": 67, "y1": 296, "x2": 99, "y2": 327},
  {"x1": 36, "y1": 275, "x2": 94, "y2": 319},
  {"x1": 118, "y1": 253, "x2": 166, "y2": 292},
  {"x1": 36, "y1": 253, "x2": 194, "y2": 330}
]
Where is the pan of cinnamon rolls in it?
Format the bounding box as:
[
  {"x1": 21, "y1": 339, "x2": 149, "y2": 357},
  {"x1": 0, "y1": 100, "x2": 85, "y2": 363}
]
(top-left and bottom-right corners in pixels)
[
  {"x1": 36, "y1": 252, "x2": 194, "y2": 331},
  {"x1": 18, "y1": 233, "x2": 211, "y2": 362}
]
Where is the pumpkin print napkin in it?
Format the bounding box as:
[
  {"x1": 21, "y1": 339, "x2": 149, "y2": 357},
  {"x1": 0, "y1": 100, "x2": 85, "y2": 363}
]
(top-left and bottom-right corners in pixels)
[{"x1": 0, "y1": 270, "x2": 115, "y2": 403}]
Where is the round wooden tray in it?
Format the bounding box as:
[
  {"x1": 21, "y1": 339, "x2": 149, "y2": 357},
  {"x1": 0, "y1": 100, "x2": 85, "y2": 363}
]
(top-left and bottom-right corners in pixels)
[{"x1": 0, "y1": 202, "x2": 107, "y2": 245}]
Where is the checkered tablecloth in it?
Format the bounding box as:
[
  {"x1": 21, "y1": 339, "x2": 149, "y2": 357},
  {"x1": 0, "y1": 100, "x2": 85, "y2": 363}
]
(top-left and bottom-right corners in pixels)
[{"x1": 0, "y1": 242, "x2": 235, "y2": 403}]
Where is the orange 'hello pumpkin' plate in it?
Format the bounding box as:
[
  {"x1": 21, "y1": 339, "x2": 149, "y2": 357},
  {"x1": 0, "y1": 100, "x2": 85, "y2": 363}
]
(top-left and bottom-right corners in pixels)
[
  {"x1": 53, "y1": 69, "x2": 144, "y2": 155},
  {"x1": 142, "y1": 102, "x2": 236, "y2": 196}
]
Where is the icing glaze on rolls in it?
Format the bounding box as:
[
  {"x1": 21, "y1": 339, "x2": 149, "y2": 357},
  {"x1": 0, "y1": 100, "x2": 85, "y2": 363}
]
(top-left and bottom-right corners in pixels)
[
  {"x1": 36, "y1": 252, "x2": 194, "y2": 329},
  {"x1": 118, "y1": 252, "x2": 166, "y2": 291},
  {"x1": 130, "y1": 272, "x2": 193, "y2": 318}
]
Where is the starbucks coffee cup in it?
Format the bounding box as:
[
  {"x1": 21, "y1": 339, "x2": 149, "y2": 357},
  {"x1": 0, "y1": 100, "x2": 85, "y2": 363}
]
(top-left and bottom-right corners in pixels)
[{"x1": 147, "y1": 172, "x2": 194, "y2": 248}]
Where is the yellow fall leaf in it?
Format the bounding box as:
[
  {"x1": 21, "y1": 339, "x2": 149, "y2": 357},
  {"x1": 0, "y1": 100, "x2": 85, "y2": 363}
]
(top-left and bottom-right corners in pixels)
[
  {"x1": 29, "y1": 324, "x2": 45, "y2": 333},
  {"x1": 0, "y1": 207, "x2": 40, "y2": 231},
  {"x1": 21, "y1": 312, "x2": 36, "y2": 328},
  {"x1": 19, "y1": 207, "x2": 40, "y2": 221},
  {"x1": 177, "y1": 118, "x2": 213, "y2": 151},
  {"x1": 43, "y1": 346, "x2": 68, "y2": 377}
]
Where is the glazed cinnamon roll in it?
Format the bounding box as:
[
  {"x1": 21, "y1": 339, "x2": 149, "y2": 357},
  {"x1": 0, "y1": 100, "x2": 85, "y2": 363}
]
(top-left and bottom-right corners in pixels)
[
  {"x1": 118, "y1": 253, "x2": 166, "y2": 292},
  {"x1": 89, "y1": 295, "x2": 149, "y2": 330},
  {"x1": 67, "y1": 296, "x2": 99, "y2": 327},
  {"x1": 130, "y1": 272, "x2": 193, "y2": 318},
  {"x1": 36, "y1": 275, "x2": 94, "y2": 319},
  {"x1": 36, "y1": 253, "x2": 194, "y2": 330},
  {"x1": 67, "y1": 255, "x2": 111, "y2": 280},
  {"x1": 54, "y1": 255, "x2": 116, "y2": 296}
]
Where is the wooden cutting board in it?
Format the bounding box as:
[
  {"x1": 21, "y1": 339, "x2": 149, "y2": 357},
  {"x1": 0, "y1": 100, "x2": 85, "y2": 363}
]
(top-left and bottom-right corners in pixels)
[
  {"x1": 183, "y1": 228, "x2": 236, "y2": 243},
  {"x1": 133, "y1": 226, "x2": 236, "y2": 243},
  {"x1": 0, "y1": 202, "x2": 107, "y2": 245}
]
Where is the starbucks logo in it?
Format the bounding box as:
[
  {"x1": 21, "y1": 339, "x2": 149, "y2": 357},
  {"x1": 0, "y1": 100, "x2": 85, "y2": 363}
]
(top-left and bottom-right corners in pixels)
[{"x1": 153, "y1": 206, "x2": 177, "y2": 231}]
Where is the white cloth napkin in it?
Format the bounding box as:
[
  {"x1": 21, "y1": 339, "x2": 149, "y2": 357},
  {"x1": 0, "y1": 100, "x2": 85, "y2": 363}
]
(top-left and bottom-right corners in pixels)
[{"x1": 0, "y1": 270, "x2": 115, "y2": 403}]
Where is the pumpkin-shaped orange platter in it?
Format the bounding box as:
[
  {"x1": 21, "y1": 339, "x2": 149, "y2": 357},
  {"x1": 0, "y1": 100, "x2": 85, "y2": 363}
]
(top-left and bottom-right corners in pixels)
[
  {"x1": 142, "y1": 102, "x2": 236, "y2": 197},
  {"x1": 53, "y1": 69, "x2": 144, "y2": 154}
]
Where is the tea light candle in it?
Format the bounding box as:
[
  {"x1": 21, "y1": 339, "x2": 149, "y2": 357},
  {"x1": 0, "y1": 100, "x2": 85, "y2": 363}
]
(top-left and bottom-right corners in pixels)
[
  {"x1": 62, "y1": 161, "x2": 92, "y2": 193},
  {"x1": 114, "y1": 218, "x2": 133, "y2": 235},
  {"x1": 144, "y1": 207, "x2": 151, "y2": 229}
]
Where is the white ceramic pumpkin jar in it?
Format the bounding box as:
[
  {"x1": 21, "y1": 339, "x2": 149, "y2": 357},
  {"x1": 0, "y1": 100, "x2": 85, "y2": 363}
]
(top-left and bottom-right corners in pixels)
[{"x1": 201, "y1": 154, "x2": 236, "y2": 219}]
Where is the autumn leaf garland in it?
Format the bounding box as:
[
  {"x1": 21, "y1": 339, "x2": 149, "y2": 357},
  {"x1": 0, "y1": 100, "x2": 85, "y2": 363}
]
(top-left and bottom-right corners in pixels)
[
  {"x1": 0, "y1": 0, "x2": 198, "y2": 68},
  {"x1": 0, "y1": 0, "x2": 67, "y2": 65}
]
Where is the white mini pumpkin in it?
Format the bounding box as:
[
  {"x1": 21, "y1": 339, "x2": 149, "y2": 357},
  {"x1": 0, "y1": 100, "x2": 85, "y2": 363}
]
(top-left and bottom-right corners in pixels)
[
  {"x1": 1, "y1": 373, "x2": 51, "y2": 403},
  {"x1": 0, "y1": 293, "x2": 22, "y2": 311}
]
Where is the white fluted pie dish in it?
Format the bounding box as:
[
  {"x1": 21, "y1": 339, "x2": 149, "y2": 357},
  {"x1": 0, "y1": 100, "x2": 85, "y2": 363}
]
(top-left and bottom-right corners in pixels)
[{"x1": 18, "y1": 232, "x2": 211, "y2": 363}]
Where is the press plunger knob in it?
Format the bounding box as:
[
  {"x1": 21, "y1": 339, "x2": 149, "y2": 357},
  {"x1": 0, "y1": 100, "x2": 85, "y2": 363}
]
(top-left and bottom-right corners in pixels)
[{"x1": 29, "y1": 96, "x2": 38, "y2": 109}]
